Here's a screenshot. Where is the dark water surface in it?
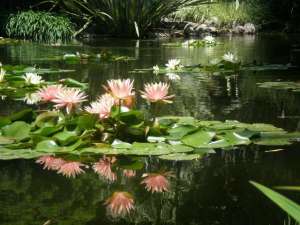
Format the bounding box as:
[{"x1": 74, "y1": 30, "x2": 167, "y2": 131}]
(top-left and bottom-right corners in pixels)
[{"x1": 1, "y1": 34, "x2": 300, "y2": 225}]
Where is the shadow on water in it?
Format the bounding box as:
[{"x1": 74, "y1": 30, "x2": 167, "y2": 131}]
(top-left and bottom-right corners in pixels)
[{"x1": 0, "y1": 34, "x2": 300, "y2": 225}]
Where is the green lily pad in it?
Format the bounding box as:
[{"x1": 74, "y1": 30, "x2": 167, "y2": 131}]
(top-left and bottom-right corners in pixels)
[
  {"x1": 181, "y1": 130, "x2": 216, "y2": 148},
  {"x1": 53, "y1": 130, "x2": 79, "y2": 146},
  {"x1": 1, "y1": 121, "x2": 31, "y2": 141},
  {"x1": 167, "y1": 125, "x2": 198, "y2": 140},
  {"x1": 0, "y1": 147, "x2": 47, "y2": 160},
  {"x1": 159, "y1": 153, "x2": 201, "y2": 161}
]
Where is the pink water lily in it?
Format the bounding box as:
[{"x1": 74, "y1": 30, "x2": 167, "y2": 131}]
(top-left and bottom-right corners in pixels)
[
  {"x1": 141, "y1": 173, "x2": 171, "y2": 193},
  {"x1": 36, "y1": 155, "x2": 66, "y2": 171},
  {"x1": 105, "y1": 79, "x2": 135, "y2": 100},
  {"x1": 93, "y1": 156, "x2": 117, "y2": 182},
  {"x1": 123, "y1": 169, "x2": 136, "y2": 178},
  {"x1": 37, "y1": 85, "x2": 64, "y2": 102},
  {"x1": 57, "y1": 161, "x2": 85, "y2": 178},
  {"x1": 51, "y1": 87, "x2": 87, "y2": 113},
  {"x1": 140, "y1": 82, "x2": 174, "y2": 103},
  {"x1": 85, "y1": 93, "x2": 115, "y2": 119},
  {"x1": 105, "y1": 191, "x2": 134, "y2": 216}
]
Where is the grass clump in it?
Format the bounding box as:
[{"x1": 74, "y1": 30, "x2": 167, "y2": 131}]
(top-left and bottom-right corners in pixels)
[{"x1": 6, "y1": 10, "x2": 75, "y2": 42}]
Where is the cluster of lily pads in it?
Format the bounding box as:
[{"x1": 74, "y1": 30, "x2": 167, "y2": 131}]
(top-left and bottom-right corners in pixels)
[
  {"x1": 0, "y1": 63, "x2": 86, "y2": 102},
  {"x1": 130, "y1": 52, "x2": 241, "y2": 79},
  {"x1": 257, "y1": 81, "x2": 300, "y2": 93},
  {"x1": 44, "y1": 50, "x2": 135, "y2": 64},
  {"x1": 163, "y1": 35, "x2": 217, "y2": 48},
  {"x1": 0, "y1": 77, "x2": 299, "y2": 162}
]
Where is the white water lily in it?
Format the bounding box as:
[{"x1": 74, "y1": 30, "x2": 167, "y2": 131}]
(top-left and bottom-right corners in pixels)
[
  {"x1": 165, "y1": 59, "x2": 184, "y2": 71},
  {"x1": 23, "y1": 92, "x2": 41, "y2": 105},
  {"x1": 222, "y1": 52, "x2": 238, "y2": 63},
  {"x1": 23, "y1": 73, "x2": 44, "y2": 85},
  {"x1": 153, "y1": 65, "x2": 160, "y2": 74},
  {"x1": 63, "y1": 53, "x2": 77, "y2": 59},
  {"x1": 0, "y1": 68, "x2": 5, "y2": 82},
  {"x1": 203, "y1": 35, "x2": 215, "y2": 44},
  {"x1": 182, "y1": 39, "x2": 195, "y2": 47},
  {"x1": 166, "y1": 73, "x2": 181, "y2": 81}
]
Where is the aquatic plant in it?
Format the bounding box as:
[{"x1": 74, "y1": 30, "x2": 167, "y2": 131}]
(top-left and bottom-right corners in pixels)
[
  {"x1": 51, "y1": 87, "x2": 87, "y2": 114},
  {"x1": 6, "y1": 10, "x2": 75, "y2": 42},
  {"x1": 166, "y1": 73, "x2": 181, "y2": 81},
  {"x1": 85, "y1": 94, "x2": 115, "y2": 119},
  {"x1": 105, "y1": 191, "x2": 134, "y2": 216},
  {"x1": 141, "y1": 82, "x2": 174, "y2": 103},
  {"x1": 93, "y1": 156, "x2": 117, "y2": 181},
  {"x1": 105, "y1": 79, "x2": 135, "y2": 100},
  {"x1": 165, "y1": 59, "x2": 184, "y2": 71},
  {"x1": 58, "y1": 51, "x2": 135, "y2": 63},
  {"x1": 141, "y1": 172, "x2": 171, "y2": 193},
  {"x1": 257, "y1": 82, "x2": 300, "y2": 93},
  {"x1": 0, "y1": 75, "x2": 300, "y2": 162},
  {"x1": 0, "y1": 63, "x2": 85, "y2": 102},
  {"x1": 164, "y1": 36, "x2": 217, "y2": 48},
  {"x1": 57, "y1": 161, "x2": 86, "y2": 178},
  {"x1": 22, "y1": 72, "x2": 44, "y2": 85}
]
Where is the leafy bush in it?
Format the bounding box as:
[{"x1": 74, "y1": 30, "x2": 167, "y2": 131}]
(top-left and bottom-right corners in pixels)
[
  {"x1": 41, "y1": 0, "x2": 207, "y2": 37},
  {"x1": 172, "y1": 1, "x2": 267, "y2": 26},
  {"x1": 6, "y1": 10, "x2": 75, "y2": 42}
]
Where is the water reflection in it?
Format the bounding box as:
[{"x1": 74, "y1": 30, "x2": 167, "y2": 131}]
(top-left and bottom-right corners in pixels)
[{"x1": 1, "y1": 146, "x2": 300, "y2": 224}]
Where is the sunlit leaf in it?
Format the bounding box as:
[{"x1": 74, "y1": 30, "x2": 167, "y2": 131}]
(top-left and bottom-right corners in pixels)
[{"x1": 250, "y1": 181, "x2": 300, "y2": 223}]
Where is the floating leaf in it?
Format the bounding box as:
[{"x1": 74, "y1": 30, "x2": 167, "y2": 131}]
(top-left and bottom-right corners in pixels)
[
  {"x1": 181, "y1": 130, "x2": 215, "y2": 148},
  {"x1": 159, "y1": 153, "x2": 201, "y2": 161},
  {"x1": 1, "y1": 121, "x2": 31, "y2": 141},
  {"x1": 167, "y1": 125, "x2": 198, "y2": 140},
  {"x1": 0, "y1": 148, "x2": 46, "y2": 160},
  {"x1": 112, "y1": 140, "x2": 132, "y2": 149},
  {"x1": 53, "y1": 130, "x2": 79, "y2": 146}
]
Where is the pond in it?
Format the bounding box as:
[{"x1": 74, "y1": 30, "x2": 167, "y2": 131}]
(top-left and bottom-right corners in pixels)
[{"x1": 0, "y1": 34, "x2": 300, "y2": 225}]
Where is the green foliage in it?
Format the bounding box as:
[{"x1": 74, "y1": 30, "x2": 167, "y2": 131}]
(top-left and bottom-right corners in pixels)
[
  {"x1": 250, "y1": 181, "x2": 300, "y2": 223},
  {"x1": 6, "y1": 10, "x2": 75, "y2": 42},
  {"x1": 42, "y1": 0, "x2": 207, "y2": 37},
  {"x1": 172, "y1": 1, "x2": 267, "y2": 26}
]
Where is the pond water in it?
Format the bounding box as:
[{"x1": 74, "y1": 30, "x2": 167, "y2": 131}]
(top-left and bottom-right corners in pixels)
[{"x1": 0, "y1": 34, "x2": 300, "y2": 225}]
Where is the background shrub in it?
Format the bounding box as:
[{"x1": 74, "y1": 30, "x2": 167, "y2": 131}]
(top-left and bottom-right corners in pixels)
[
  {"x1": 6, "y1": 10, "x2": 75, "y2": 42},
  {"x1": 172, "y1": 1, "x2": 267, "y2": 27}
]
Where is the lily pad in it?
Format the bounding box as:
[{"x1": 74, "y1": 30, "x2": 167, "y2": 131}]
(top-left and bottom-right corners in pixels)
[
  {"x1": 1, "y1": 121, "x2": 31, "y2": 141},
  {"x1": 0, "y1": 147, "x2": 47, "y2": 160},
  {"x1": 181, "y1": 130, "x2": 216, "y2": 147},
  {"x1": 159, "y1": 153, "x2": 201, "y2": 161}
]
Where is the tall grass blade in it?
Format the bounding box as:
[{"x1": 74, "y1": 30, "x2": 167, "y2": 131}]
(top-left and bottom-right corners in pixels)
[{"x1": 250, "y1": 181, "x2": 300, "y2": 223}]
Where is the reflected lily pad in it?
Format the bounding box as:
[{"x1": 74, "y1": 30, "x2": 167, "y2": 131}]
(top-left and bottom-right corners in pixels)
[{"x1": 257, "y1": 81, "x2": 300, "y2": 92}]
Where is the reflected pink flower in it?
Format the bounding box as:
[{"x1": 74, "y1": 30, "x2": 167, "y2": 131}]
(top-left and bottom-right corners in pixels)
[
  {"x1": 123, "y1": 169, "x2": 136, "y2": 178},
  {"x1": 105, "y1": 79, "x2": 134, "y2": 100},
  {"x1": 57, "y1": 161, "x2": 85, "y2": 178},
  {"x1": 105, "y1": 191, "x2": 134, "y2": 216},
  {"x1": 37, "y1": 85, "x2": 64, "y2": 102},
  {"x1": 141, "y1": 173, "x2": 171, "y2": 193},
  {"x1": 36, "y1": 155, "x2": 65, "y2": 171},
  {"x1": 51, "y1": 87, "x2": 87, "y2": 113},
  {"x1": 93, "y1": 156, "x2": 117, "y2": 181},
  {"x1": 140, "y1": 82, "x2": 174, "y2": 103},
  {"x1": 85, "y1": 93, "x2": 115, "y2": 119}
]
